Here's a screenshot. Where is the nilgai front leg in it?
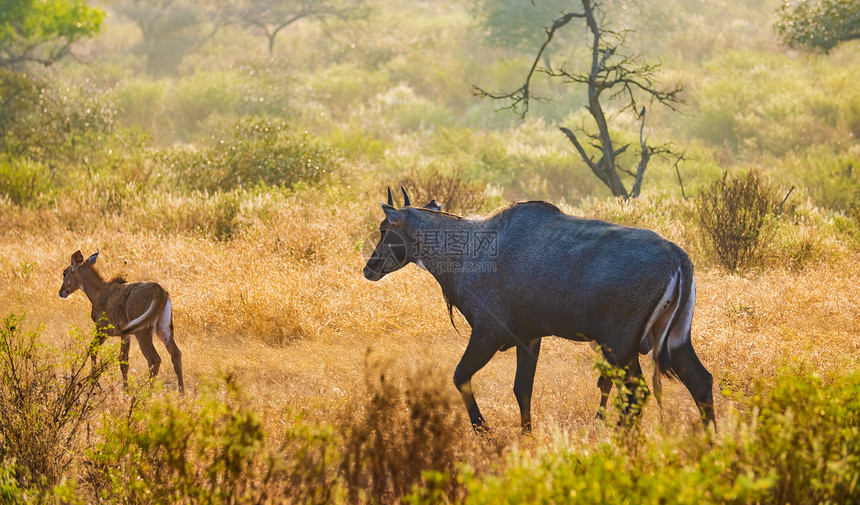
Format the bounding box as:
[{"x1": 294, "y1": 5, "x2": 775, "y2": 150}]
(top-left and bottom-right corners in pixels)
[
  {"x1": 453, "y1": 331, "x2": 500, "y2": 432},
  {"x1": 514, "y1": 339, "x2": 541, "y2": 434}
]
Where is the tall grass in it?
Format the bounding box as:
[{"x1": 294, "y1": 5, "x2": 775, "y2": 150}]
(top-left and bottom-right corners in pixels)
[{"x1": 0, "y1": 185, "x2": 858, "y2": 502}]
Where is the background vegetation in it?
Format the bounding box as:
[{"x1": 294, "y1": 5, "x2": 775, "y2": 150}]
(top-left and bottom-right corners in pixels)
[{"x1": 0, "y1": 0, "x2": 858, "y2": 502}]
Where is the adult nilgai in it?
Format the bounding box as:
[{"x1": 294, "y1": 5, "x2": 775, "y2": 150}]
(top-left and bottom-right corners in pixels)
[
  {"x1": 364, "y1": 188, "x2": 714, "y2": 433},
  {"x1": 59, "y1": 250, "x2": 184, "y2": 394}
]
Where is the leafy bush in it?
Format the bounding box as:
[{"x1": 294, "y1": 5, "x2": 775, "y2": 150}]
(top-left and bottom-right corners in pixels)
[
  {"x1": 0, "y1": 315, "x2": 111, "y2": 491},
  {"x1": 165, "y1": 117, "x2": 340, "y2": 192},
  {"x1": 697, "y1": 170, "x2": 778, "y2": 271},
  {"x1": 88, "y1": 375, "x2": 332, "y2": 504},
  {"x1": 0, "y1": 71, "x2": 118, "y2": 164},
  {"x1": 172, "y1": 72, "x2": 241, "y2": 138},
  {"x1": 463, "y1": 368, "x2": 860, "y2": 505},
  {"x1": 89, "y1": 361, "x2": 470, "y2": 504},
  {"x1": 743, "y1": 368, "x2": 860, "y2": 504}
]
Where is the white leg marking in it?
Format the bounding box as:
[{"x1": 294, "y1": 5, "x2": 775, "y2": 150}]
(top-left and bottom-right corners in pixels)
[
  {"x1": 667, "y1": 276, "x2": 695, "y2": 352},
  {"x1": 643, "y1": 268, "x2": 681, "y2": 361}
]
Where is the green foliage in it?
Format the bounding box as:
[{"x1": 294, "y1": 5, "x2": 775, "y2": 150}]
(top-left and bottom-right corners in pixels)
[
  {"x1": 0, "y1": 314, "x2": 112, "y2": 491},
  {"x1": 90, "y1": 375, "x2": 285, "y2": 504},
  {"x1": 688, "y1": 50, "x2": 851, "y2": 159},
  {"x1": 775, "y1": 0, "x2": 860, "y2": 53},
  {"x1": 697, "y1": 170, "x2": 778, "y2": 271},
  {"x1": 0, "y1": 156, "x2": 53, "y2": 207},
  {"x1": 464, "y1": 439, "x2": 771, "y2": 505},
  {"x1": 745, "y1": 367, "x2": 860, "y2": 503},
  {"x1": 0, "y1": 71, "x2": 118, "y2": 164},
  {"x1": 470, "y1": 0, "x2": 571, "y2": 52},
  {"x1": 165, "y1": 117, "x2": 340, "y2": 192},
  {"x1": 88, "y1": 363, "x2": 470, "y2": 505},
  {"x1": 0, "y1": 0, "x2": 103, "y2": 67},
  {"x1": 0, "y1": 462, "x2": 24, "y2": 504},
  {"x1": 464, "y1": 368, "x2": 860, "y2": 505}
]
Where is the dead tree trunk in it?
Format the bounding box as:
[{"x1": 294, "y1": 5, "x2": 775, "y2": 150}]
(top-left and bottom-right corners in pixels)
[{"x1": 474, "y1": 0, "x2": 683, "y2": 199}]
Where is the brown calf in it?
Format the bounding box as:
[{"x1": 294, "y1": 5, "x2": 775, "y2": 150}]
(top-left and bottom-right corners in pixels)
[{"x1": 59, "y1": 250, "x2": 184, "y2": 394}]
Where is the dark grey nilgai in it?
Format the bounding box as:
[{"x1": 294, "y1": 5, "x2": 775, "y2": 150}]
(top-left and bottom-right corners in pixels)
[{"x1": 364, "y1": 188, "x2": 714, "y2": 433}]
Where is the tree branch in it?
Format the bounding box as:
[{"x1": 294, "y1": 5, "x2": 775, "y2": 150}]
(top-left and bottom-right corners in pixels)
[{"x1": 473, "y1": 11, "x2": 584, "y2": 118}]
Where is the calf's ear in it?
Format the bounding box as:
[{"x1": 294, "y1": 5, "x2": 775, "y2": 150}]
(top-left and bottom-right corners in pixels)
[
  {"x1": 71, "y1": 250, "x2": 84, "y2": 266},
  {"x1": 86, "y1": 251, "x2": 100, "y2": 266}
]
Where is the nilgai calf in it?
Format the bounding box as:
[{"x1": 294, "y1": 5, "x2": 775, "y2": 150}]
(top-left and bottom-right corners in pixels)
[
  {"x1": 364, "y1": 188, "x2": 714, "y2": 433},
  {"x1": 59, "y1": 250, "x2": 184, "y2": 394}
]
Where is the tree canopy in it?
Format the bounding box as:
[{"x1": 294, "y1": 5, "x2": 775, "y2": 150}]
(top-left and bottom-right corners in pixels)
[
  {"x1": 775, "y1": 0, "x2": 860, "y2": 52},
  {"x1": 470, "y1": 0, "x2": 570, "y2": 52},
  {"x1": 234, "y1": 0, "x2": 366, "y2": 55},
  {"x1": 0, "y1": 0, "x2": 103, "y2": 67}
]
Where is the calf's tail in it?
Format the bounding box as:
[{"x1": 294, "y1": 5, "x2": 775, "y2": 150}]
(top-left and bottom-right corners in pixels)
[{"x1": 121, "y1": 295, "x2": 167, "y2": 334}]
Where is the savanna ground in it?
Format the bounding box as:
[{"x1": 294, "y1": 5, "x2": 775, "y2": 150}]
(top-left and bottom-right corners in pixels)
[
  {"x1": 1, "y1": 0, "x2": 860, "y2": 503},
  {"x1": 2, "y1": 186, "x2": 859, "y2": 503}
]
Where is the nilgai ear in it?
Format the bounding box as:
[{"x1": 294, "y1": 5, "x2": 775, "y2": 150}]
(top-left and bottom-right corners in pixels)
[
  {"x1": 401, "y1": 186, "x2": 411, "y2": 207},
  {"x1": 86, "y1": 251, "x2": 100, "y2": 266},
  {"x1": 71, "y1": 250, "x2": 84, "y2": 266},
  {"x1": 380, "y1": 202, "x2": 405, "y2": 226},
  {"x1": 424, "y1": 199, "x2": 442, "y2": 211},
  {"x1": 387, "y1": 187, "x2": 394, "y2": 207}
]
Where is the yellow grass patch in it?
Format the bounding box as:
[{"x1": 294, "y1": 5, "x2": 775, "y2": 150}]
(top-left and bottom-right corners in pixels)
[{"x1": 1, "y1": 190, "x2": 858, "y2": 443}]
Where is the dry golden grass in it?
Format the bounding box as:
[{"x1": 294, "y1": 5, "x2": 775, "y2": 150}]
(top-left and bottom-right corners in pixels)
[{"x1": 1, "y1": 189, "x2": 859, "y2": 453}]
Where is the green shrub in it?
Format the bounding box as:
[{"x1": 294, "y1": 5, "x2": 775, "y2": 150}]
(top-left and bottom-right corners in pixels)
[
  {"x1": 697, "y1": 169, "x2": 778, "y2": 271},
  {"x1": 743, "y1": 368, "x2": 860, "y2": 504},
  {"x1": 0, "y1": 71, "x2": 118, "y2": 164},
  {"x1": 117, "y1": 79, "x2": 167, "y2": 134},
  {"x1": 89, "y1": 375, "x2": 341, "y2": 505},
  {"x1": 0, "y1": 157, "x2": 53, "y2": 207},
  {"x1": 172, "y1": 72, "x2": 240, "y2": 138},
  {"x1": 0, "y1": 315, "x2": 112, "y2": 491},
  {"x1": 165, "y1": 117, "x2": 340, "y2": 192},
  {"x1": 463, "y1": 368, "x2": 860, "y2": 505}
]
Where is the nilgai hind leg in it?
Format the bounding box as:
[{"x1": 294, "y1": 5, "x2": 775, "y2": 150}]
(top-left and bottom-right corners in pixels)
[{"x1": 670, "y1": 338, "x2": 714, "y2": 427}]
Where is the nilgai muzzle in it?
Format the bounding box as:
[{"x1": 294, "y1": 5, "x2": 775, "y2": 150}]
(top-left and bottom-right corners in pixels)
[
  {"x1": 363, "y1": 188, "x2": 714, "y2": 433},
  {"x1": 59, "y1": 250, "x2": 184, "y2": 394}
]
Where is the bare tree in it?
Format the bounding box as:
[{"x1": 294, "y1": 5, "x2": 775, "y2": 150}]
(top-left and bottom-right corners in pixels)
[
  {"x1": 474, "y1": 0, "x2": 682, "y2": 199},
  {"x1": 234, "y1": 0, "x2": 366, "y2": 55}
]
